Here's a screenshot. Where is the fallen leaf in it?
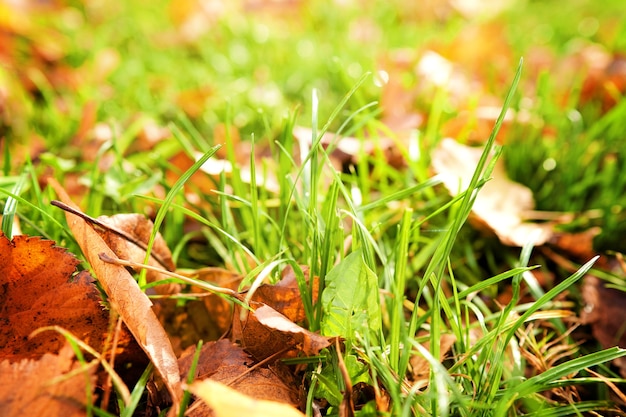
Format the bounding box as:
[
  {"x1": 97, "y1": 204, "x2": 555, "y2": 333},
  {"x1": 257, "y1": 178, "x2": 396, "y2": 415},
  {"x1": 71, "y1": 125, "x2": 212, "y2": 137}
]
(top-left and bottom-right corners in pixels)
[
  {"x1": 198, "y1": 153, "x2": 280, "y2": 193},
  {"x1": 0, "y1": 233, "x2": 110, "y2": 360},
  {"x1": 179, "y1": 340, "x2": 302, "y2": 413},
  {"x1": 96, "y1": 212, "x2": 180, "y2": 294},
  {"x1": 231, "y1": 302, "x2": 331, "y2": 361},
  {"x1": 250, "y1": 264, "x2": 316, "y2": 324},
  {"x1": 580, "y1": 276, "x2": 626, "y2": 377},
  {"x1": 436, "y1": 23, "x2": 514, "y2": 87},
  {"x1": 49, "y1": 201, "x2": 180, "y2": 296},
  {"x1": 548, "y1": 228, "x2": 601, "y2": 262},
  {"x1": 0, "y1": 343, "x2": 96, "y2": 417},
  {"x1": 196, "y1": 268, "x2": 243, "y2": 333},
  {"x1": 155, "y1": 268, "x2": 243, "y2": 354},
  {"x1": 48, "y1": 179, "x2": 182, "y2": 406},
  {"x1": 188, "y1": 378, "x2": 305, "y2": 417},
  {"x1": 410, "y1": 334, "x2": 457, "y2": 387},
  {"x1": 431, "y1": 138, "x2": 554, "y2": 246}
]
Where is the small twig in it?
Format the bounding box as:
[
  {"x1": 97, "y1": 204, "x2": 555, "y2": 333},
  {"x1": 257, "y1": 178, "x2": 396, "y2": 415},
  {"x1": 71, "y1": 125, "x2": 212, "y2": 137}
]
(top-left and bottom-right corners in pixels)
[
  {"x1": 98, "y1": 252, "x2": 245, "y2": 302},
  {"x1": 51, "y1": 200, "x2": 172, "y2": 270}
]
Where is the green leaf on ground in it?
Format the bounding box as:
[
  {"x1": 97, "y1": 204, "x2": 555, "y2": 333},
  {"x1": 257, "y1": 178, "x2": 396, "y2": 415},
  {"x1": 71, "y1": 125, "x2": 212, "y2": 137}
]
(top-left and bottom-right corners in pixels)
[{"x1": 320, "y1": 249, "x2": 381, "y2": 342}]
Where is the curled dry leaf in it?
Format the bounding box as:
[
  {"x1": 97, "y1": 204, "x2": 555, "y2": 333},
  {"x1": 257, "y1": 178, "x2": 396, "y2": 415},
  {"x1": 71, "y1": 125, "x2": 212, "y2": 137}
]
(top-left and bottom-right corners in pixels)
[
  {"x1": 581, "y1": 276, "x2": 626, "y2": 377},
  {"x1": 48, "y1": 179, "x2": 182, "y2": 406},
  {"x1": 431, "y1": 138, "x2": 554, "y2": 246},
  {"x1": 0, "y1": 343, "x2": 96, "y2": 417},
  {"x1": 188, "y1": 379, "x2": 305, "y2": 417},
  {"x1": 231, "y1": 303, "x2": 331, "y2": 361}
]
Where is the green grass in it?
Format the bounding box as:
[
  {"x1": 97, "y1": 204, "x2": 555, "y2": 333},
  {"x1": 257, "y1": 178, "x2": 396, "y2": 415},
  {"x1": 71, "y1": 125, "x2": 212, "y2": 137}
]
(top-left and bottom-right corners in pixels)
[{"x1": 2, "y1": 0, "x2": 626, "y2": 416}]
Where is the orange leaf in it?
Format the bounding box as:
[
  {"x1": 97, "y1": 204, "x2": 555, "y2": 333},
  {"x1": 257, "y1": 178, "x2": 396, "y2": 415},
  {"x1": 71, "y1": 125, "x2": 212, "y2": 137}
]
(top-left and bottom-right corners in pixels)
[
  {"x1": 0, "y1": 233, "x2": 113, "y2": 361},
  {"x1": 0, "y1": 343, "x2": 96, "y2": 417}
]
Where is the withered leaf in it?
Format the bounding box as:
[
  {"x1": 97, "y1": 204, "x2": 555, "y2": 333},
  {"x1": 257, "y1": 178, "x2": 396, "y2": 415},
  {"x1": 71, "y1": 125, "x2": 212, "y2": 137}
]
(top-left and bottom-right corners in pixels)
[
  {"x1": 0, "y1": 233, "x2": 111, "y2": 360},
  {"x1": 196, "y1": 268, "x2": 243, "y2": 335},
  {"x1": 96, "y1": 212, "x2": 180, "y2": 294},
  {"x1": 250, "y1": 265, "x2": 316, "y2": 324},
  {"x1": 0, "y1": 343, "x2": 96, "y2": 417},
  {"x1": 410, "y1": 334, "x2": 457, "y2": 388},
  {"x1": 431, "y1": 138, "x2": 554, "y2": 246},
  {"x1": 581, "y1": 276, "x2": 626, "y2": 377},
  {"x1": 179, "y1": 340, "x2": 302, "y2": 415},
  {"x1": 231, "y1": 302, "x2": 331, "y2": 361},
  {"x1": 188, "y1": 379, "x2": 305, "y2": 417},
  {"x1": 48, "y1": 179, "x2": 182, "y2": 405}
]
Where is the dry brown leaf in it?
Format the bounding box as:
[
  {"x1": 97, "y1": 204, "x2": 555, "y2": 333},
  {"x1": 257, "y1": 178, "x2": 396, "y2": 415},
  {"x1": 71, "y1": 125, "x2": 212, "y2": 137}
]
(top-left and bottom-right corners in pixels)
[
  {"x1": 196, "y1": 268, "x2": 243, "y2": 333},
  {"x1": 431, "y1": 138, "x2": 554, "y2": 246},
  {"x1": 250, "y1": 265, "x2": 316, "y2": 324},
  {"x1": 48, "y1": 179, "x2": 182, "y2": 406},
  {"x1": 96, "y1": 212, "x2": 180, "y2": 294},
  {"x1": 0, "y1": 233, "x2": 112, "y2": 360},
  {"x1": 414, "y1": 50, "x2": 479, "y2": 107},
  {"x1": 581, "y1": 276, "x2": 626, "y2": 377},
  {"x1": 179, "y1": 340, "x2": 302, "y2": 415},
  {"x1": 0, "y1": 343, "x2": 96, "y2": 417},
  {"x1": 167, "y1": 142, "x2": 279, "y2": 201},
  {"x1": 188, "y1": 379, "x2": 305, "y2": 417},
  {"x1": 231, "y1": 302, "x2": 331, "y2": 361},
  {"x1": 410, "y1": 334, "x2": 457, "y2": 387},
  {"x1": 154, "y1": 268, "x2": 243, "y2": 355},
  {"x1": 128, "y1": 118, "x2": 171, "y2": 154},
  {"x1": 548, "y1": 228, "x2": 601, "y2": 261}
]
